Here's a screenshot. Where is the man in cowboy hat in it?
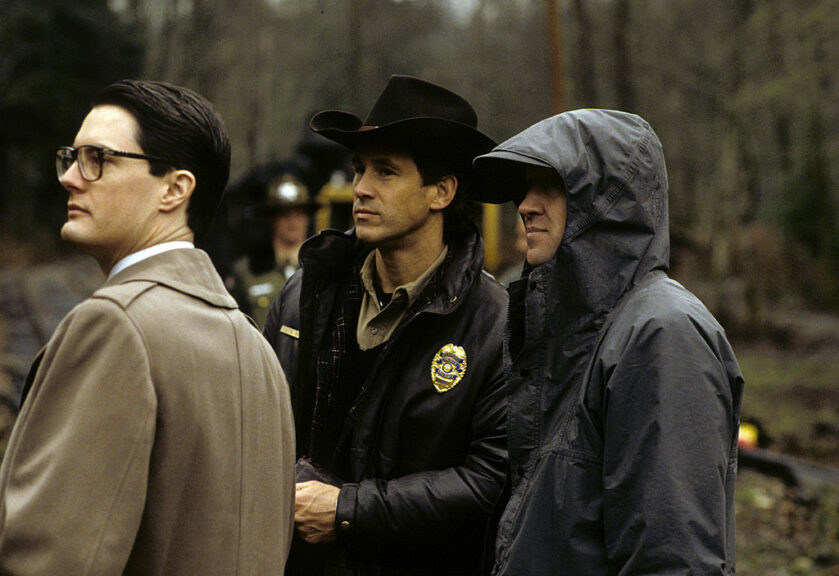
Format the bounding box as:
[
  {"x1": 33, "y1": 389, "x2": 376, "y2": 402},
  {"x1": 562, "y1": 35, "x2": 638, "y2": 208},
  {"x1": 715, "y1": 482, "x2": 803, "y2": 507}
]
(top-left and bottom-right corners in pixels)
[{"x1": 263, "y1": 74, "x2": 509, "y2": 576}]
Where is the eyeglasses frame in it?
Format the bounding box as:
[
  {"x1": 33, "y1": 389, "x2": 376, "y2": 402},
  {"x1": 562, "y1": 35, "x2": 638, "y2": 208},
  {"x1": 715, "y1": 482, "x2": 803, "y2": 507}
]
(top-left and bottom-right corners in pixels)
[{"x1": 56, "y1": 145, "x2": 171, "y2": 182}]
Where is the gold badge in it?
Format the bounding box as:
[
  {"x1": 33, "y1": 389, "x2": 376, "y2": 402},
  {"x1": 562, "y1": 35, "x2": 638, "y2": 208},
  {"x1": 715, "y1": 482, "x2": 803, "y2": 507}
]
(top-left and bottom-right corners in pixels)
[{"x1": 431, "y1": 344, "x2": 467, "y2": 393}]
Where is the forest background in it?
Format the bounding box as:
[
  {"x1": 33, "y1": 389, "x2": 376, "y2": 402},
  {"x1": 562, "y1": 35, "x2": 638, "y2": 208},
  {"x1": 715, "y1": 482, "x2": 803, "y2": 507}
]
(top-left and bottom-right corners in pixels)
[
  {"x1": 1, "y1": 0, "x2": 839, "y2": 573},
  {"x1": 0, "y1": 0, "x2": 839, "y2": 331},
  {"x1": 2, "y1": 0, "x2": 839, "y2": 327}
]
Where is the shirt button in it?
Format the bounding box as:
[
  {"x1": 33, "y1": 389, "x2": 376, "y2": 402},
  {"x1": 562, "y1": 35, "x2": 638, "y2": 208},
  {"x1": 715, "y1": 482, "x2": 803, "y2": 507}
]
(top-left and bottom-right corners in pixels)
[
  {"x1": 371, "y1": 327, "x2": 378, "y2": 335},
  {"x1": 340, "y1": 520, "x2": 351, "y2": 531}
]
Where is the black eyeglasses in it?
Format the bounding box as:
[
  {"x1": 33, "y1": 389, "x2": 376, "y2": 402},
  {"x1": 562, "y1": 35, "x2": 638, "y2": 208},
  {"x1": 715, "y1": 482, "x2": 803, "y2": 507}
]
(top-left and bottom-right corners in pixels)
[{"x1": 56, "y1": 145, "x2": 170, "y2": 182}]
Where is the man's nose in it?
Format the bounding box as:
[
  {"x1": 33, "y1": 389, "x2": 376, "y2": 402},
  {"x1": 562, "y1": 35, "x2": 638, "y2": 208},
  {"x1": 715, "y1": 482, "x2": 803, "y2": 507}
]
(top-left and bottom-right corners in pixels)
[
  {"x1": 59, "y1": 161, "x2": 84, "y2": 191},
  {"x1": 353, "y1": 172, "x2": 374, "y2": 199},
  {"x1": 518, "y1": 189, "x2": 541, "y2": 216}
]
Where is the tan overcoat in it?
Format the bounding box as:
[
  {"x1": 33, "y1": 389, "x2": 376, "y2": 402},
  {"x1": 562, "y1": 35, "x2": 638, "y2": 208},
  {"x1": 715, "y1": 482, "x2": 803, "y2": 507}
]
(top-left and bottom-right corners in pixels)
[{"x1": 0, "y1": 248, "x2": 295, "y2": 575}]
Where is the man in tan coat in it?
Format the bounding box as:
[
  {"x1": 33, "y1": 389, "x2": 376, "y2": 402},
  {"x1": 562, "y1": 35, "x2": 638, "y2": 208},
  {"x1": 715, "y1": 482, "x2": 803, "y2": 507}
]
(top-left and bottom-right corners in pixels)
[{"x1": 0, "y1": 79, "x2": 295, "y2": 575}]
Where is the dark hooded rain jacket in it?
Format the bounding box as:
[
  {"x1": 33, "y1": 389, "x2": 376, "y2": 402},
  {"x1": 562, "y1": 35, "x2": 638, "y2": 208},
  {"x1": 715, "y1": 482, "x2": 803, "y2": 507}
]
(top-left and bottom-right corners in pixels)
[{"x1": 476, "y1": 110, "x2": 744, "y2": 575}]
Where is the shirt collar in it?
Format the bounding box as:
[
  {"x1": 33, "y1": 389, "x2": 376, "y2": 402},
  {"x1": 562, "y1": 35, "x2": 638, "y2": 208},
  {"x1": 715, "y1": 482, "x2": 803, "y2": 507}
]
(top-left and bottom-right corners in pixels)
[
  {"x1": 360, "y1": 245, "x2": 448, "y2": 311},
  {"x1": 108, "y1": 241, "x2": 195, "y2": 280},
  {"x1": 356, "y1": 246, "x2": 448, "y2": 351}
]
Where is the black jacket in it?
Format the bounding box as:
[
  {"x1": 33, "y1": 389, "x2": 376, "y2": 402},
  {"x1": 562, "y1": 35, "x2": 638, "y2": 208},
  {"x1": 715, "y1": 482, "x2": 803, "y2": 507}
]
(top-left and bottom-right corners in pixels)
[
  {"x1": 263, "y1": 224, "x2": 508, "y2": 576},
  {"x1": 479, "y1": 110, "x2": 744, "y2": 575}
]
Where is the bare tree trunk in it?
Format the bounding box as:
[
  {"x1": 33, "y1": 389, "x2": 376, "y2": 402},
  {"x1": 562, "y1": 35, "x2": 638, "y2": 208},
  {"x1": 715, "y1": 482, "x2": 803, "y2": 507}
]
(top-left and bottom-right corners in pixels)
[
  {"x1": 348, "y1": 0, "x2": 364, "y2": 113},
  {"x1": 568, "y1": 0, "x2": 597, "y2": 107},
  {"x1": 709, "y1": 0, "x2": 757, "y2": 325},
  {"x1": 613, "y1": 0, "x2": 635, "y2": 112},
  {"x1": 545, "y1": 0, "x2": 565, "y2": 113},
  {"x1": 243, "y1": 23, "x2": 271, "y2": 165}
]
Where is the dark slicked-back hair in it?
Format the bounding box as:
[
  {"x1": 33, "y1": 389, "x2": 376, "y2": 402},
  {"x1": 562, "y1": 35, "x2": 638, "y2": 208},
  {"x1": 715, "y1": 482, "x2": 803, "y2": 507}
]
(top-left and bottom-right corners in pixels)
[{"x1": 92, "y1": 79, "x2": 231, "y2": 240}]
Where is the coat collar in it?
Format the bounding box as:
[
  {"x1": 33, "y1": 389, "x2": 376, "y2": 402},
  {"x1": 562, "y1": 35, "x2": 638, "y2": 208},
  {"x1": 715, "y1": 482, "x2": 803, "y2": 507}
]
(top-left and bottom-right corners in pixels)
[{"x1": 105, "y1": 248, "x2": 237, "y2": 310}]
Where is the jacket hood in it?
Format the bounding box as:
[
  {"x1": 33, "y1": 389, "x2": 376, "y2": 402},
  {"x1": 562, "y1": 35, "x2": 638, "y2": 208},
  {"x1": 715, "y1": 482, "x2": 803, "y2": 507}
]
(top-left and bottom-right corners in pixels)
[{"x1": 476, "y1": 109, "x2": 670, "y2": 321}]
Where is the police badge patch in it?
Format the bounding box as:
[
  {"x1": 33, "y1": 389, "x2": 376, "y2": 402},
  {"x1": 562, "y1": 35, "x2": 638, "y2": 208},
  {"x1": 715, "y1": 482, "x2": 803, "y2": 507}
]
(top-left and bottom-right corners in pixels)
[{"x1": 430, "y1": 344, "x2": 467, "y2": 393}]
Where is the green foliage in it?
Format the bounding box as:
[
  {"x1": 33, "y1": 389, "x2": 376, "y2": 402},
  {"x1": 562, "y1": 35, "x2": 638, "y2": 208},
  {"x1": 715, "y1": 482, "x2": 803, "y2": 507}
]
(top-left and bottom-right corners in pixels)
[
  {"x1": 783, "y1": 116, "x2": 835, "y2": 255},
  {"x1": 780, "y1": 111, "x2": 839, "y2": 308}
]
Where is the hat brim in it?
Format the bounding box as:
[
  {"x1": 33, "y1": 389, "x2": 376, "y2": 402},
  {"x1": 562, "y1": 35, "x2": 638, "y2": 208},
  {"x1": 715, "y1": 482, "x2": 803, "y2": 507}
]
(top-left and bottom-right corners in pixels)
[
  {"x1": 311, "y1": 110, "x2": 497, "y2": 171},
  {"x1": 473, "y1": 150, "x2": 553, "y2": 204}
]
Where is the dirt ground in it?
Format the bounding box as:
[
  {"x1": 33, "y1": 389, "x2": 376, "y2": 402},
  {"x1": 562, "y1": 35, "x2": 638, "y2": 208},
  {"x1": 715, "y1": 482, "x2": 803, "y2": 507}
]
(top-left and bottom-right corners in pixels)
[
  {"x1": 733, "y1": 335, "x2": 839, "y2": 575},
  {"x1": 737, "y1": 469, "x2": 839, "y2": 575}
]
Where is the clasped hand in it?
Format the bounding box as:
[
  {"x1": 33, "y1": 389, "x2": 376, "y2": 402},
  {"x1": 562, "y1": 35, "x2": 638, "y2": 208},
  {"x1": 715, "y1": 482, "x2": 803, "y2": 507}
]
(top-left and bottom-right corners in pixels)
[{"x1": 294, "y1": 480, "x2": 341, "y2": 544}]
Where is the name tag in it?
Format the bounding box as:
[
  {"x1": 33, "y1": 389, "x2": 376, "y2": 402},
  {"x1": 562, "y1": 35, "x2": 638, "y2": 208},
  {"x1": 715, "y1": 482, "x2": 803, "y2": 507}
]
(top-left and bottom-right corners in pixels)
[{"x1": 280, "y1": 325, "x2": 300, "y2": 339}]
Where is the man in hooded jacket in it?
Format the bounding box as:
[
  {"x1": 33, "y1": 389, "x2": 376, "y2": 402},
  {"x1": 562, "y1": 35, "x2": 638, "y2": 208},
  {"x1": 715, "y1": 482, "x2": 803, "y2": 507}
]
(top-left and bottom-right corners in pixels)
[
  {"x1": 473, "y1": 109, "x2": 744, "y2": 575},
  {"x1": 262, "y1": 75, "x2": 508, "y2": 576}
]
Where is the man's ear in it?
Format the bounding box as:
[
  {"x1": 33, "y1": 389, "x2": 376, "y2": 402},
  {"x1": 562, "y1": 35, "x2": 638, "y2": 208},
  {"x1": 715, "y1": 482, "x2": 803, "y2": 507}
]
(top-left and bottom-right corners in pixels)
[
  {"x1": 429, "y1": 174, "x2": 457, "y2": 211},
  {"x1": 160, "y1": 169, "x2": 196, "y2": 213}
]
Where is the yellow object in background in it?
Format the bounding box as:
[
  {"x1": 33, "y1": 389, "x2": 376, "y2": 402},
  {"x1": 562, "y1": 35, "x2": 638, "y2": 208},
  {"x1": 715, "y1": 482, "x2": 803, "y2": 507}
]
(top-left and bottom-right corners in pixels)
[{"x1": 738, "y1": 422, "x2": 759, "y2": 449}]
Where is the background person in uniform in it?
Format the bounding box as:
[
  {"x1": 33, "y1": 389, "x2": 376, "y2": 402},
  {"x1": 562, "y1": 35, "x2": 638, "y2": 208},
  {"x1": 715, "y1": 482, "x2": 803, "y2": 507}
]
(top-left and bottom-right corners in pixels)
[
  {"x1": 230, "y1": 171, "x2": 315, "y2": 327},
  {"x1": 262, "y1": 74, "x2": 509, "y2": 576},
  {"x1": 0, "y1": 79, "x2": 296, "y2": 575},
  {"x1": 474, "y1": 109, "x2": 744, "y2": 575}
]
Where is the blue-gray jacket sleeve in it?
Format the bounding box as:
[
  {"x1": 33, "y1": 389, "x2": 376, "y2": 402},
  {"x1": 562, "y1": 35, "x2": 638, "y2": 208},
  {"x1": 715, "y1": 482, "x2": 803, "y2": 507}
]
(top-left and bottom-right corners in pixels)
[{"x1": 596, "y1": 302, "x2": 743, "y2": 574}]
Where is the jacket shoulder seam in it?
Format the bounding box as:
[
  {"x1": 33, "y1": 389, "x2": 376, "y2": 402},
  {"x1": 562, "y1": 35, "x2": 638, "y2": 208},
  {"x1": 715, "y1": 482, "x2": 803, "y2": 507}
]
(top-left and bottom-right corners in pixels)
[{"x1": 92, "y1": 280, "x2": 157, "y2": 310}]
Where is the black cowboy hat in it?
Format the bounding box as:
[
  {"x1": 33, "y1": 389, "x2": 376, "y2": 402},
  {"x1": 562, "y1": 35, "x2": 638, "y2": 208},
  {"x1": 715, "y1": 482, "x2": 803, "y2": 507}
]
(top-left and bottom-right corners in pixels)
[{"x1": 310, "y1": 74, "x2": 496, "y2": 171}]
